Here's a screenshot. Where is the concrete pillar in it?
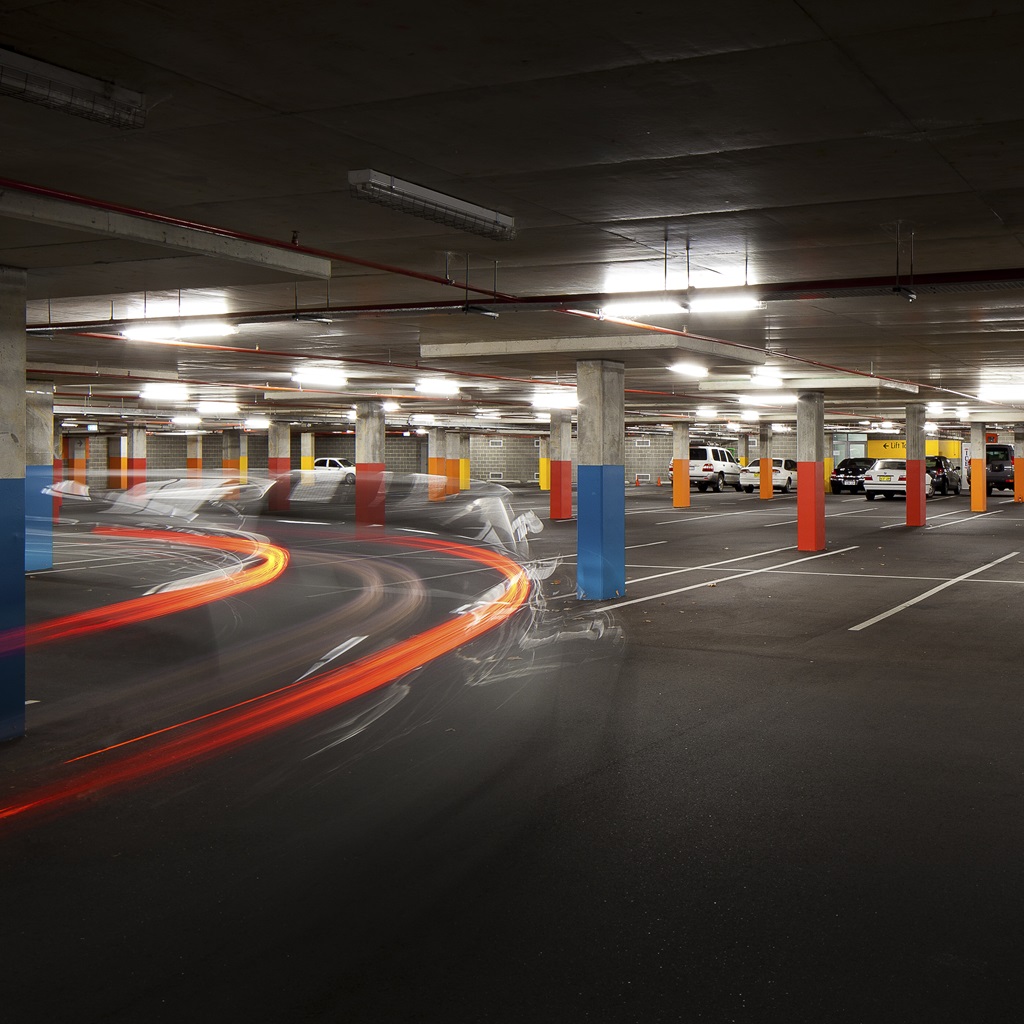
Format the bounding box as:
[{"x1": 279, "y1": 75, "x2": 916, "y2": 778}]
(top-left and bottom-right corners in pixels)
[
  {"x1": 1, "y1": 266, "x2": 27, "y2": 741},
  {"x1": 445, "y1": 431, "x2": 460, "y2": 496},
  {"x1": 549, "y1": 409, "x2": 573, "y2": 520},
  {"x1": 737, "y1": 433, "x2": 750, "y2": 465},
  {"x1": 106, "y1": 435, "x2": 127, "y2": 490},
  {"x1": 970, "y1": 423, "x2": 987, "y2": 512},
  {"x1": 52, "y1": 419, "x2": 63, "y2": 521},
  {"x1": 268, "y1": 422, "x2": 291, "y2": 511},
  {"x1": 26, "y1": 384, "x2": 54, "y2": 572},
  {"x1": 576, "y1": 359, "x2": 625, "y2": 600},
  {"x1": 758, "y1": 422, "x2": 773, "y2": 500},
  {"x1": 538, "y1": 437, "x2": 550, "y2": 491},
  {"x1": 796, "y1": 392, "x2": 826, "y2": 551},
  {"x1": 127, "y1": 426, "x2": 146, "y2": 489},
  {"x1": 300, "y1": 431, "x2": 315, "y2": 472},
  {"x1": 222, "y1": 429, "x2": 242, "y2": 475},
  {"x1": 905, "y1": 404, "x2": 927, "y2": 527},
  {"x1": 186, "y1": 434, "x2": 203, "y2": 478},
  {"x1": 355, "y1": 401, "x2": 386, "y2": 527},
  {"x1": 672, "y1": 422, "x2": 690, "y2": 508},
  {"x1": 459, "y1": 434, "x2": 471, "y2": 490},
  {"x1": 427, "y1": 428, "x2": 445, "y2": 501},
  {"x1": 1014, "y1": 426, "x2": 1024, "y2": 503}
]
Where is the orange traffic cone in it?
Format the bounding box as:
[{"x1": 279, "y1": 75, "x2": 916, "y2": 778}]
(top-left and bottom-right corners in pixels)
[
  {"x1": 635, "y1": 476, "x2": 640, "y2": 486},
  {"x1": 656, "y1": 476, "x2": 662, "y2": 486}
]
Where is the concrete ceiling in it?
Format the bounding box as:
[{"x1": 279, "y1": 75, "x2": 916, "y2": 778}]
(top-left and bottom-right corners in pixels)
[{"x1": 5, "y1": 0, "x2": 1024, "y2": 437}]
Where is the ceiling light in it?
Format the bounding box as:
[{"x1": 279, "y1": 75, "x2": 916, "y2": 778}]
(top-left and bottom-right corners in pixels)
[
  {"x1": 123, "y1": 321, "x2": 236, "y2": 342},
  {"x1": 292, "y1": 368, "x2": 348, "y2": 387},
  {"x1": 740, "y1": 410, "x2": 760, "y2": 421},
  {"x1": 531, "y1": 390, "x2": 578, "y2": 410},
  {"x1": 695, "y1": 406, "x2": 718, "y2": 418},
  {"x1": 926, "y1": 402, "x2": 945, "y2": 414},
  {"x1": 196, "y1": 401, "x2": 239, "y2": 415},
  {"x1": 925, "y1": 422, "x2": 939, "y2": 433},
  {"x1": 172, "y1": 414, "x2": 202, "y2": 426},
  {"x1": 348, "y1": 169, "x2": 516, "y2": 241},
  {"x1": 751, "y1": 373, "x2": 784, "y2": 387},
  {"x1": 979, "y1": 384, "x2": 1024, "y2": 402},
  {"x1": 415, "y1": 378, "x2": 461, "y2": 396},
  {"x1": 0, "y1": 47, "x2": 145, "y2": 129},
  {"x1": 880, "y1": 420, "x2": 894, "y2": 430},
  {"x1": 409, "y1": 414, "x2": 436, "y2": 425},
  {"x1": 381, "y1": 400, "x2": 400, "y2": 412},
  {"x1": 688, "y1": 293, "x2": 764, "y2": 313},
  {"x1": 669, "y1": 361, "x2": 709, "y2": 378},
  {"x1": 726, "y1": 421, "x2": 742, "y2": 431},
  {"x1": 141, "y1": 382, "x2": 188, "y2": 402},
  {"x1": 601, "y1": 298, "x2": 685, "y2": 318},
  {"x1": 771, "y1": 423, "x2": 792, "y2": 433},
  {"x1": 245, "y1": 417, "x2": 271, "y2": 429}
]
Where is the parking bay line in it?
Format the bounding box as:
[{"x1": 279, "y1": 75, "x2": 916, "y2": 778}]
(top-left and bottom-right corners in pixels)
[
  {"x1": 764, "y1": 507, "x2": 873, "y2": 527},
  {"x1": 599, "y1": 545, "x2": 858, "y2": 610},
  {"x1": 626, "y1": 545, "x2": 795, "y2": 585},
  {"x1": 654, "y1": 508, "x2": 774, "y2": 526},
  {"x1": 924, "y1": 510, "x2": 1004, "y2": 530},
  {"x1": 848, "y1": 551, "x2": 1020, "y2": 631}
]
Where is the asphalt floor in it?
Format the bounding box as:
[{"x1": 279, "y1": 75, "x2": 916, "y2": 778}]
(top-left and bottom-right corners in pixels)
[{"x1": 3, "y1": 483, "x2": 1023, "y2": 1023}]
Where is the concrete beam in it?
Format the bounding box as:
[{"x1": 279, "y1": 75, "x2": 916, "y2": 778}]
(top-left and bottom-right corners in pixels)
[{"x1": 0, "y1": 189, "x2": 331, "y2": 280}]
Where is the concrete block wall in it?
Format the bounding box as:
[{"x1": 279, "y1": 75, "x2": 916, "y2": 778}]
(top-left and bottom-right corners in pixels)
[
  {"x1": 624, "y1": 434, "x2": 673, "y2": 482},
  {"x1": 470, "y1": 434, "x2": 557, "y2": 484}
]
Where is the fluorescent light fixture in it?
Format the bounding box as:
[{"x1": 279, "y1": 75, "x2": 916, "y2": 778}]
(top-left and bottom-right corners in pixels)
[
  {"x1": 415, "y1": 378, "x2": 461, "y2": 396},
  {"x1": 409, "y1": 414, "x2": 436, "y2": 425},
  {"x1": 292, "y1": 368, "x2": 348, "y2": 387},
  {"x1": 345, "y1": 410, "x2": 357, "y2": 421},
  {"x1": 245, "y1": 417, "x2": 271, "y2": 429},
  {"x1": 532, "y1": 390, "x2": 578, "y2": 410},
  {"x1": 740, "y1": 410, "x2": 760, "y2": 421},
  {"x1": 979, "y1": 384, "x2": 1024, "y2": 402},
  {"x1": 669, "y1": 361, "x2": 709, "y2": 378},
  {"x1": 925, "y1": 422, "x2": 939, "y2": 433},
  {"x1": 926, "y1": 402, "x2": 945, "y2": 414},
  {"x1": 751, "y1": 372, "x2": 784, "y2": 387},
  {"x1": 695, "y1": 406, "x2": 718, "y2": 418},
  {"x1": 726, "y1": 421, "x2": 742, "y2": 431},
  {"x1": 87, "y1": 423, "x2": 98, "y2": 432},
  {"x1": 475, "y1": 412, "x2": 501, "y2": 420},
  {"x1": 601, "y1": 298, "x2": 685, "y2": 318},
  {"x1": 196, "y1": 401, "x2": 239, "y2": 415},
  {"x1": 381, "y1": 400, "x2": 400, "y2": 412},
  {"x1": 771, "y1": 423, "x2": 792, "y2": 433},
  {"x1": 688, "y1": 293, "x2": 764, "y2": 313},
  {"x1": 348, "y1": 169, "x2": 516, "y2": 241},
  {"x1": 172, "y1": 414, "x2": 202, "y2": 426},
  {"x1": 141, "y1": 382, "x2": 188, "y2": 402},
  {"x1": 123, "y1": 321, "x2": 237, "y2": 342},
  {"x1": 0, "y1": 47, "x2": 145, "y2": 129}
]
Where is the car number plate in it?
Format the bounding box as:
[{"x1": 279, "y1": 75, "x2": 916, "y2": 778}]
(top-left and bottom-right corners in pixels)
[
  {"x1": 879, "y1": 475, "x2": 891, "y2": 481},
  {"x1": 845, "y1": 477, "x2": 856, "y2": 484}
]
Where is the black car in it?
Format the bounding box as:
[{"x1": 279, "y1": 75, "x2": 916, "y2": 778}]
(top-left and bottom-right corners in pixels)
[
  {"x1": 926, "y1": 454, "x2": 962, "y2": 495},
  {"x1": 829, "y1": 457, "x2": 874, "y2": 494},
  {"x1": 972, "y1": 443, "x2": 1015, "y2": 496}
]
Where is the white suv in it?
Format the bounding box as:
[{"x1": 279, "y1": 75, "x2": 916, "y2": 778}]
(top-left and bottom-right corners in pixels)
[{"x1": 689, "y1": 445, "x2": 742, "y2": 492}]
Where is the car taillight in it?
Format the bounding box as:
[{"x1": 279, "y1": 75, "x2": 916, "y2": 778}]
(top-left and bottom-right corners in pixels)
[
  {"x1": 898, "y1": 474, "x2": 906, "y2": 481},
  {"x1": 702, "y1": 462, "x2": 713, "y2": 471},
  {"x1": 865, "y1": 474, "x2": 873, "y2": 481}
]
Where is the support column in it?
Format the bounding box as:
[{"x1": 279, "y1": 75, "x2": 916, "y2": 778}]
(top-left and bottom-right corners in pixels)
[
  {"x1": 106, "y1": 435, "x2": 126, "y2": 490},
  {"x1": 576, "y1": 359, "x2": 625, "y2": 600},
  {"x1": 300, "y1": 431, "x2": 315, "y2": 473},
  {"x1": 970, "y1": 423, "x2": 987, "y2": 513},
  {"x1": 26, "y1": 384, "x2": 54, "y2": 572},
  {"x1": 1, "y1": 266, "x2": 27, "y2": 741},
  {"x1": 538, "y1": 438, "x2": 550, "y2": 491},
  {"x1": 1014, "y1": 426, "x2": 1024, "y2": 503},
  {"x1": 268, "y1": 422, "x2": 291, "y2": 512},
  {"x1": 459, "y1": 434, "x2": 471, "y2": 490},
  {"x1": 127, "y1": 426, "x2": 146, "y2": 490},
  {"x1": 186, "y1": 434, "x2": 203, "y2": 478},
  {"x1": 427, "y1": 428, "x2": 445, "y2": 501},
  {"x1": 445, "y1": 432, "x2": 460, "y2": 496},
  {"x1": 222, "y1": 429, "x2": 242, "y2": 476},
  {"x1": 758, "y1": 422, "x2": 774, "y2": 500},
  {"x1": 355, "y1": 401, "x2": 386, "y2": 527},
  {"x1": 672, "y1": 422, "x2": 690, "y2": 508},
  {"x1": 796, "y1": 392, "x2": 826, "y2": 551},
  {"x1": 549, "y1": 409, "x2": 573, "y2": 520},
  {"x1": 68, "y1": 436, "x2": 88, "y2": 486},
  {"x1": 52, "y1": 422, "x2": 63, "y2": 521},
  {"x1": 737, "y1": 433, "x2": 750, "y2": 466},
  {"x1": 906, "y1": 404, "x2": 927, "y2": 527}
]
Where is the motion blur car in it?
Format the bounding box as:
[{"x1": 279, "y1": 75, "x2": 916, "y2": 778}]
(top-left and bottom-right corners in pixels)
[
  {"x1": 829, "y1": 457, "x2": 874, "y2": 494},
  {"x1": 313, "y1": 456, "x2": 356, "y2": 483},
  {"x1": 863, "y1": 458, "x2": 933, "y2": 500},
  {"x1": 740, "y1": 457, "x2": 798, "y2": 493},
  {"x1": 926, "y1": 455, "x2": 962, "y2": 495},
  {"x1": 688, "y1": 445, "x2": 742, "y2": 492},
  {"x1": 966, "y1": 443, "x2": 1014, "y2": 495}
]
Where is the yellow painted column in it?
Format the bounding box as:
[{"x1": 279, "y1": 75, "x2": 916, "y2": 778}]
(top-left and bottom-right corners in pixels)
[{"x1": 538, "y1": 437, "x2": 550, "y2": 490}]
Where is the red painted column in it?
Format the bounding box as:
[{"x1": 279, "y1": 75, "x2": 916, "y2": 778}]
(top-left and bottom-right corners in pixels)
[
  {"x1": 906, "y1": 460, "x2": 927, "y2": 526},
  {"x1": 551, "y1": 460, "x2": 573, "y2": 519},
  {"x1": 267, "y1": 422, "x2": 291, "y2": 512},
  {"x1": 356, "y1": 464, "x2": 386, "y2": 526},
  {"x1": 126, "y1": 426, "x2": 146, "y2": 490},
  {"x1": 796, "y1": 392, "x2": 826, "y2": 551}
]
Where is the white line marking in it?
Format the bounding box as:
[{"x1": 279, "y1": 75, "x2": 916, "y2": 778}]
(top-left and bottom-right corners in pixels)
[
  {"x1": 925, "y1": 510, "x2": 1004, "y2": 530},
  {"x1": 848, "y1": 551, "x2": 1020, "y2": 631},
  {"x1": 625, "y1": 541, "x2": 668, "y2": 550},
  {"x1": 627, "y1": 545, "x2": 796, "y2": 584},
  {"x1": 764, "y1": 507, "x2": 873, "y2": 527},
  {"x1": 654, "y1": 508, "x2": 769, "y2": 525},
  {"x1": 599, "y1": 546, "x2": 858, "y2": 611}
]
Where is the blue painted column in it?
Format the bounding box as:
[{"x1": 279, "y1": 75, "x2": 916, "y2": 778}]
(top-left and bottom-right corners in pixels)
[
  {"x1": 25, "y1": 383, "x2": 54, "y2": 572},
  {"x1": 1, "y1": 266, "x2": 27, "y2": 742},
  {"x1": 576, "y1": 359, "x2": 625, "y2": 600}
]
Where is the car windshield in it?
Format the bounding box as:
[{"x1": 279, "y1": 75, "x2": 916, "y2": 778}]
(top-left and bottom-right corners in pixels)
[
  {"x1": 987, "y1": 445, "x2": 1012, "y2": 462},
  {"x1": 873, "y1": 460, "x2": 905, "y2": 470}
]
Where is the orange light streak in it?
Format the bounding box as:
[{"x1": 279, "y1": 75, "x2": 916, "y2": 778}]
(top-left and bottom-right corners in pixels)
[{"x1": 1, "y1": 536, "x2": 530, "y2": 823}]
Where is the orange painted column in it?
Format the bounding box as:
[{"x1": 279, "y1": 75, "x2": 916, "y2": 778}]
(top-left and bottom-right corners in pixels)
[
  {"x1": 107, "y1": 435, "x2": 127, "y2": 490},
  {"x1": 969, "y1": 424, "x2": 987, "y2": 513},
  {"x1": 69, "y1": 436, "x2": 88, "y2": 485},
  {"x1": 759, "y1": 457, "x2": 773, "y2": 499},
  {"x1": 796, "y1": 393, "x2": 826, "y2": 551},
  {"x1": 671, "y1": 423, "x2": 689, "y2": 508},
  {"x1": 445, "y1": 432, "x2": 460, "y2": 496}
]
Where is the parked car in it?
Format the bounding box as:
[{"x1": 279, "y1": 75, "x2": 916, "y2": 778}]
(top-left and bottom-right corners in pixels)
[
  {"x1": 863, "y1": 458, "x2": 933, "y2": 500},
  {"x1": 829, "y1": 457, "x2": 874, "y2": 494},
  {"x1": 740, "y1": 457, "x2": 798, "y2": 493},
  {"x1": 966, "y1": 443, "x2": 1015, "y2": 495},
  {"x1": 926, "y1": 455, "x2": 961, "y2": 495},
  {"x1": 688, "y1": 445, "x2": 742, "y2": 492},
  {"x1": 313, "y1": 456, "x2": 356, "y2": 483}
]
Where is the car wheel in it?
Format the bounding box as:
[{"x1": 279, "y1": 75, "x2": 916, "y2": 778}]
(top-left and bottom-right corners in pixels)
[
  {"x1": 883, "y1": 491, "x2": 894, "y2": 499},
  {"x1": 744, "y1": 485, "x2": 754, "y2": 493},
  {"x1": 865, "y1": 492, "x2": 876, "y2": 500},
  {"x1": 781, "y1": 478, "x2": 791, "y2": 493},
  {"x1": 939, "y1": 479, "x2": 948, "y2": 495},
  {"x1": 344, "y1": 473, "x2": 355, "y2": 484},
  {"x1": 697, "y1": 483, "x2": 708, "y2": 492},
  {"x1": 712, "y1": 473, "x2": 724, "y2": 493},
  {"x1": 733, "y1": 482, "x2": 743, "y2": 492},
  {"x1": 954, "y1": 482, "x2": 961, "y2": 494},
  {"x1": 987, "y1": 485, "x2": 993, "y2": 496}
]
